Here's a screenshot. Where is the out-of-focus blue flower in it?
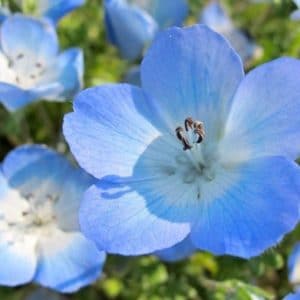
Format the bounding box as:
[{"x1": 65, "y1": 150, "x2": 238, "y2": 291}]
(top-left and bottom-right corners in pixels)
[
  {"x1": 0, "y1": 15, "x2": 83, "y2": 111},
  {"x1": 104, "y1": 0, "x2": 188, "y2": 60},
  {"x1": 291, "y1": 0, "x2": 300, "y2": 20},
  {"x1": 200, "y1": 1, "x2": 262, "y2": 64},
  {"x1": 288, "y1": 242, "x2": 300, "y2": 290},
  {"x1": 1, "y1": 0, "x2": 84, "y2": 24},
  {"x1": 284, "y1": 293, "x2": 300, "y2": 300},
  {"x1": 0, "y1": 145, "x2": 105, "y2": 293},
  {"x1": 25, "y1": 288, "x2": 66, "y2": 300},
  {"x1": 63, "y1": 25, "x2": 300, "y2": 258}
]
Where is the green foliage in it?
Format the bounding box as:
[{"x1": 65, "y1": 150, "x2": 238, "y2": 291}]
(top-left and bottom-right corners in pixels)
[{"x1": 1, "y1": 0, "x2": 300, "y2": 299}]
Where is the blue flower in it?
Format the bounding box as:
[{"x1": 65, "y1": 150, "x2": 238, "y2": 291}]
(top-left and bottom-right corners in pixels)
[
  {"x1": 200, "y1": 1, "x2": 262, "y2": 64},
  {"x1": 288, "y1": 242, "x2": 300, "y2": 291},
  {"x1": 0, "y1": 145, "x2": 105, "y2": 292},
  {"x1": 291, "y1": 1, "x2": 300, "y2": 20},
  {"x1": 1, "y1": 0, "x2": 84, "y2": 24},
  {"x1": 284, "y1": 293, "x2": 300, "y2": 300},
  {"x1": 104, "y1": 0, "x2": 188, "y2": 60},
  {"x1": 0, "y1": 15, "x2": 83, "y2": 111},
  {"x1": 64, "y1": 25, "x2": 300, "y2": 258}
]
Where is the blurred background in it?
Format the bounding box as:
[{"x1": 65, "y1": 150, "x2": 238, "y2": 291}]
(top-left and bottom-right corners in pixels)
[{"x1": 1, "y1": 0, "x2": 300, "y2": 299}]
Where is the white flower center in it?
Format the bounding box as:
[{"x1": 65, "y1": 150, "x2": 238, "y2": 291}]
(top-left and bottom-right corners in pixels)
[
  {"x1": 172, "y1": 117, "x2": 219, "y2": 195},
  {"x1": 0, "y1": 191, "x2": 59, "y2": 245},
  {"x1": 0, "y1": 52, "x2": 52, "y2": 89}
]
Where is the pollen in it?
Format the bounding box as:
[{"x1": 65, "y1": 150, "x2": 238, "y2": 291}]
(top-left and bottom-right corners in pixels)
[{"x1": 176, "y1": 117, "x2": 205, "y2": 151}]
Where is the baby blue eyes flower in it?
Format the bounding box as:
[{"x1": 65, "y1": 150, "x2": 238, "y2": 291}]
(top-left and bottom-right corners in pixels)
[
  {"x1": 284, "y1": 293, "x2": 300, "y2": 300},
  {"x1": 1, "y1": 0, "x2": 84, "y2": 24},
  {"x1": 0, "y1": 145, "x2": 105, "y2": 292},
  {"x1": 104, "y1": 0, "x2": 188, "y2": 60},
  {"x1": 0, "y1": 15, "x2": 83, "y2": 111},
  {"x1": 200, "y1": 1, "x2": 262, "y2": 64},
  {"x1": 63, "y1": 25, "x2": 300, "y2": 259},
  {"x1": 291, "y1": 0, "x2": 300, "y2": 20}
]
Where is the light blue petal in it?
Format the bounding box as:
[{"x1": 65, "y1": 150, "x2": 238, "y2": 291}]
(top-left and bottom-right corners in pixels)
[
  {"x1": 295, "y1": 0, "x2": 300, "y2": 7},
  {"x1": 38, "y1": 0, "x2": 85, "y2": 24},
  {"x1": 79, "y1": 178, "x2": 193, "y2": 255},
  {"x1": 142, "y1": 0, "x2": 188, "y2": 28},
  {"x1": 1, "y1": 15, "x2": 58, "y2": 61},
  {"x1": 2, "y1": 145, "x2": 72, "y2": 189},
  {"x1": 155, "y1": 236, "x2": 196, "y2": 262},
  {"x1": 284, "y1": 293, "x2": 300, "y2": 300},
  {"x1": 200, "y1": 1, "x2": 232, "y2": 32},
  {"x1": 190, "y1": 156, "x2": 300, "y2": 258},
  {"x1": 104, "y1": 0, "x2": 158, "y2": 60},
  {"x1": 222, "y1": 58, "x2": 300, "y2": 161},
  {"x1": 31, "y1": 48, "x2": 83, "y2": 102},
  {"x1": 291, "y1": 9, "x2": 300, "y2": 20},
  {"x1": 288, "y1": 242, "x2": 300, "y2": 286},
  {"x1": 0, "y1": 171, "x2": 38, "y2": 286},
  {"x1": 0, "y1": 82, "x2": 35, "y2": 111},
  {"x1": 34, "y1": 231, "x2": 105, "y2": 293},
  {"x1": 0, "y1": 7, "x2": 10, "y2": 23},
  {"x1": 63, "y1": 84, "x2": 161, "y2": 179},
  {"x1": 141, "y1": 25, "x2": 244, "y2": 139},
  {"x1": 53, "y1": 48, "x2": 83, "y2": 100}
]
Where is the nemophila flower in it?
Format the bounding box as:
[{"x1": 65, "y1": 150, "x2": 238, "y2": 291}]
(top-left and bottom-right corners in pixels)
[
  {"x1": 64, "y1": 25, "x2": 300, "y2": 258},
  {"x1": 0, "y1": 0, "x2": 84, "y2": 24},
  {"x1": 104, "y1": 0, "x2": 188, "y2": 60},
  {"x1": 200, "y1": 1, "x2": 262, "y2": 64},
  {"x1": 284, "y1": 293, "x2": 300, "y2": 300},
  {"x1": 0, "y1": 14, "x2": 83, "y2": 112},
  {"x1": 288, "y1": 242, "x2": 300, "y2": 290},
  {"x1": 291, "y1": 1, "x2": 300, "y2": 20},
  {"x1": 0, "y1": 145, "x2": 105, "y2": 292}
]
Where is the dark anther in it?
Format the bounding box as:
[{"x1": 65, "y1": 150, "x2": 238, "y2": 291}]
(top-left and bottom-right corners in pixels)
[
  {"x1": 35, "y1": 62, "x2": 42, "y2": 68},
  {"x1": 8, "y1": 60, "x2": 14, "y2": 68},
  {"x1": 15, "y1": 76, "x2": 20, "y2": 84},
  {"x1": 176, "y1": 127, "x2": 192, "y2": 150},
  {"x1": 16, "y1": 53, "x2": 24, "y2": 60},
  {"x1": 30, "y1": 74, "x2": 36, "y2": 79},
  {"x1": 193, "y1": 121, "x2": 205, "y2": 144},
  {"x1": 22, "y1": 211, "x2": 29, "y2": 216},
  {"x1": 184, "y1": 117, "x2": 194, "y2": 131}
]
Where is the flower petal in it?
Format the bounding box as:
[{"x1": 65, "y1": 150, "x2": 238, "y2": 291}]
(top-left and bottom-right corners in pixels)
[
  {"x1": 34, "y1": 229, "x2": 105, "y2": 293},
  {"x1": 2, "y1": 145, "x2": 93, "y2": 232},
  {"x1": 63, "y1": 84, "x2": 161, "y2": 179},
  {"x1": 0, "y1": 82, "x2": 34, "y2": 111},
  {"x1": 141, "y1": 25, "x2": 244, "y2": 139},
  {"x1": 104, "y1": 0, "x2": 158, "y2": 60},
  {"x1": 37, "y1": 0, "x2": 84, "y2": 24},
  {"x1": 34, "y1": 48, "x2": 83, "y2": 101},
  {"x1": 0, "y1": 172, "x2": 38, "y2": 286},
  {"x1": 221, "y1": 58, "x2": 300, "y2": 162},
  {"x1": 155, "y1": 236, "x2": 195, "y2": 262},
  {"x1": 190, "y1": 156, "x2": 300, "y2": 258},
  {"x1": 1, "y1": 15, "x2": 58, "y2": 61},
  {"x1": 79, "y1": 178, "x2": 193, "y2": 255},
  {"x1": 143, "y1": 0, "x2": 188, "y2": 28}
]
